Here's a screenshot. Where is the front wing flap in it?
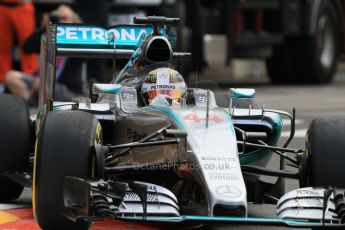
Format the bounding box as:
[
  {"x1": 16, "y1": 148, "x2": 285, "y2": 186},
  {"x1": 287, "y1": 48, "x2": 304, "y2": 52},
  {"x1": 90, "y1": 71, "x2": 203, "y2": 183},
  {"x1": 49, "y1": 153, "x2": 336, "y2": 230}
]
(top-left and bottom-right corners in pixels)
[
  {"x1": 62, "y1": 177, "x2": 345, "y2": 228},
  {"x1": 62, "y1": 177, "x2": 180, "y2": 223}
]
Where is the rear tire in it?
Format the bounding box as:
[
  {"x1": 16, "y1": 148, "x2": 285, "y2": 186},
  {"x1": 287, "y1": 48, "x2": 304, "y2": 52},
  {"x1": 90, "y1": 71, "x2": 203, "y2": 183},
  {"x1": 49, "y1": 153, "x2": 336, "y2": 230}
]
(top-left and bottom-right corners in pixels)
[
  {"x1": 0, "y1": 94, "x2": 31, "y2": 201},
  {"x1": 305, "y1": 116, "x2": 345, "y2": 187},
  {"x1": 34, "y1": 111, "x2": 102, "y2": 230}
]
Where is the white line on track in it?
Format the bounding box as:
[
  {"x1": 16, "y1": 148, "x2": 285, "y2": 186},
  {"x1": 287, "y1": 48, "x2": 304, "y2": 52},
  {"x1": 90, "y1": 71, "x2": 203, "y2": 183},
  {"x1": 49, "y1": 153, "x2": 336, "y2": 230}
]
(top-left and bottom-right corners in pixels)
[
  {"x1": 281, "y1": 129, "x2": 307, "y2": 138},
  {"x1": 282, "y1": 119, "x2": 304, "y2": 126}
]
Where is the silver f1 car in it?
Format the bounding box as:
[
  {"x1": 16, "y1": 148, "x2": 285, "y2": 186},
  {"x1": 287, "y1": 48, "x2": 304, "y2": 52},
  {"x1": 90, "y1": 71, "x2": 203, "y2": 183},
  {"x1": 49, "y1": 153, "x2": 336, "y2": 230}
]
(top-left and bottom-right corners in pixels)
[{"x1": 0, "y1": 16, "x2": 345, "y2": 229}]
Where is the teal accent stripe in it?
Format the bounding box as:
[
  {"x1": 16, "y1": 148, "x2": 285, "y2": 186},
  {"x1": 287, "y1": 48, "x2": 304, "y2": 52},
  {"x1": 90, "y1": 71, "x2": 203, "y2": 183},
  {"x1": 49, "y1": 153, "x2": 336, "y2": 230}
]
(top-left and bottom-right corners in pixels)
[
  {"x1": 231, "y1": 91, "x2": 255, "y2": 99},
  {"x1": 144, "y1": 106, "x2": 186, "y2": 130},
  {"x1": 120, "y1": 215, "x2": 321, "y2": 227},
  {"x1": 94, "y1": 86, "x2": 121, "y2": 94},
  {"x1": 225, "y1": 111, "x2": 236, "y2": 137}
]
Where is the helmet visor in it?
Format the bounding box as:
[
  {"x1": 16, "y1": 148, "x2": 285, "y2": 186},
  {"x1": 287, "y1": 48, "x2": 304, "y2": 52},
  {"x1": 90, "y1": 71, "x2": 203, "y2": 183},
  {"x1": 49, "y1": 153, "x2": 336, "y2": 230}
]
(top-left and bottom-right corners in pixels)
[{"x1": 146, "y1": 89, "x2": 184, "y2": 100}]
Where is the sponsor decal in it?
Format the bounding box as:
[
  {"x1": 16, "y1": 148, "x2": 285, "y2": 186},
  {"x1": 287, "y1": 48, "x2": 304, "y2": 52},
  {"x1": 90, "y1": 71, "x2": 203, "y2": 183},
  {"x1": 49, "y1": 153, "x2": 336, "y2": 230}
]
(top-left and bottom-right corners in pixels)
[
  {"x1": 216, "y1": 186, "x2": 242, "y2": 198},
  {"x1": 126, "y1": 128, "x2": 147, "y2": 142},
  {"x1": 296, "y1": 189, "x2": 321, "y2": 196},
  {"x1": 156, "y1": 69, "x2": 170, "y2": 84},
  {"x1": 208, "y1": 173, "x2": 239, "y2": 181},
  {"x1": 148, "y1": 185, "x2": 158, "y2": 191},
  {"x1": 57, "y1": 26, "x2": 151, "y2": 42},
  {"x1": 184, "y1": 112, "x2": 224, "y2": 123},
  {"x1": 201, "y1": 157, "x2": 235, "y2": 161},
  {"x1": 157, "y1": 71, "x2": 169, "y2": 79},
  {"x1": 201, "y1": 156, "x2": 238, "y2": 171},
  {"x1": 203, "y1": 162, "x2": 238, "y2": 170},
  {"x1": 125, "y1": 192, "x2": 159, "y2": 202},
  {"x1": 121, "y1": 92, "x2": 135, "y2": 100},
  {"x1": 297, "y1": 198, "x2": 323, "y2": 207},
  {"x1": 150, "y1": 85, "x2": 176, "y2": 90}
]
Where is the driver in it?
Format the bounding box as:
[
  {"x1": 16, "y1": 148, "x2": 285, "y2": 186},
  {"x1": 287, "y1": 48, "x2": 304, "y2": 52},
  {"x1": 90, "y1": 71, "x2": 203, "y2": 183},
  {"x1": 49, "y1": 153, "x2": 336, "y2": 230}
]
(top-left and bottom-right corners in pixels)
[{"x1": 140, "y1": 67, "x2": 187, "y2": 106}]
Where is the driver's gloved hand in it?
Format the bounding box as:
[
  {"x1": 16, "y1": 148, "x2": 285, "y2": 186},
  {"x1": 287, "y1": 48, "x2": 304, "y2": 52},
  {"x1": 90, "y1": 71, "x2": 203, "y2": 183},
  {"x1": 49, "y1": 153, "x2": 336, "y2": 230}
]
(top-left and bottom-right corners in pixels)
[{"x1": 150, "y1": 94, "x2": 177, "y2": 107}]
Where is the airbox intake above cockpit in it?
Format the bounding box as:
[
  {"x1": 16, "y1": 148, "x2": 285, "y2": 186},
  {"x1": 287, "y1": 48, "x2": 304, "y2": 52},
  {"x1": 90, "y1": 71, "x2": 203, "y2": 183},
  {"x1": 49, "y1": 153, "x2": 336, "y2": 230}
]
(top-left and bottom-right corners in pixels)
[{"x1": 144, "y1": 36, "x2": 173, "y2": 63}]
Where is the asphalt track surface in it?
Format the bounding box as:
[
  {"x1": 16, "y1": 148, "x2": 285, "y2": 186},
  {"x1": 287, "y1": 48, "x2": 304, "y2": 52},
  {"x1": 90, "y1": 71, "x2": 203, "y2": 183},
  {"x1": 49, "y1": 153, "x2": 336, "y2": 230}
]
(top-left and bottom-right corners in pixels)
[{"x1": 1, "y1": 71, "x2": 345, "y2": 229}]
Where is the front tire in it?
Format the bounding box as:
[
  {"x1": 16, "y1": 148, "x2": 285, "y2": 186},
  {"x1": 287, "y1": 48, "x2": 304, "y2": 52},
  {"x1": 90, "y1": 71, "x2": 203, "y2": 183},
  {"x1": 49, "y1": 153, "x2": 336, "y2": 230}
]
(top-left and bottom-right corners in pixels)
[
  {"x1": 305, "y1": 117, "x2": 345, "y2": 187},
  {"x1": 33, "y1": 111, "x2": 102, "y2": 230}
]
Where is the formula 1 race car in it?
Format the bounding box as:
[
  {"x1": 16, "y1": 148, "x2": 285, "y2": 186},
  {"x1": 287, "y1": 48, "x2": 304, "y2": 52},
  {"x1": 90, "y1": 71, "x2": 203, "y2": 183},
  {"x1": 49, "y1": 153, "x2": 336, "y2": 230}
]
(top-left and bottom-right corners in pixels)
[{"x1": 0, "y1": 16, "x2": 345, "y2": 230}]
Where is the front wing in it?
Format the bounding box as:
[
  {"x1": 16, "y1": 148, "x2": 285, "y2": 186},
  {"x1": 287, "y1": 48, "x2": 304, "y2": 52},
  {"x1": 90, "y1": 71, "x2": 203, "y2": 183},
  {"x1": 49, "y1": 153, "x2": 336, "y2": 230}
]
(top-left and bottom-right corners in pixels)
[{"x1": 62, "y1": 177, "x2": 345, "y2": 229}]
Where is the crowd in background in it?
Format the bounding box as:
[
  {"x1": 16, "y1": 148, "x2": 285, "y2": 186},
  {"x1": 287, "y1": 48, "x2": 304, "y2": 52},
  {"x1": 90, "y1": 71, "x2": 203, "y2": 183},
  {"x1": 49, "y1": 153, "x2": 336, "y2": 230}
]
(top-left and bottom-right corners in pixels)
[{"x1": 0, "y1": 0, "x2": 109, "y2": 105}]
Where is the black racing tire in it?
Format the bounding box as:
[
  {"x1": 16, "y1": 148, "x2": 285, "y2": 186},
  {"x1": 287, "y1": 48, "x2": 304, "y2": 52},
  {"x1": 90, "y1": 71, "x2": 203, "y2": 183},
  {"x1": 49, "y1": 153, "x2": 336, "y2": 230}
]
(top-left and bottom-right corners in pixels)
[
  {"x1": 305, "y1": 116, "x2": 345, "y2": 187},
  {"x1": 33, "y1": 111, "x2": 102, "y2": 230},
  {"x1": 0, "y1": 94, "x2": 31, "y2": 201},
  {"x1": 267, "y1": 0, "x2": 341, "y2": 84}
]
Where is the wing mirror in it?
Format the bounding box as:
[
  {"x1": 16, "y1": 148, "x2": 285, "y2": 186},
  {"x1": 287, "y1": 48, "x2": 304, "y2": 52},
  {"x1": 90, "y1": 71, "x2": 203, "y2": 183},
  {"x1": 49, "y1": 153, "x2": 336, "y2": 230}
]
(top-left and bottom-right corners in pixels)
[
  {"x1": 229, "y1": 88, "x2": 255, "y2": 99},
  {"x1": 90, "y1": 83, "x2": 122, "y2": 103},
  {"x1": 92, "y1": 83, "x2": 122, "y2": 95}
]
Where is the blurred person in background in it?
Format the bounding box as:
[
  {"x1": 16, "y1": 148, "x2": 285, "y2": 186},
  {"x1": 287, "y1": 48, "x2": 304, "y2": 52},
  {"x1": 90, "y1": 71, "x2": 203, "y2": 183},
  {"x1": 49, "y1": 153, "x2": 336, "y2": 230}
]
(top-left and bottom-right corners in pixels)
[
  {"x1": 0, "y1": 0, "x2": 38, "y2": 93},
  {"x1": 74, "y1": 0, "x2": 109, "y2": 84},
  {"x1": 5, "y1": 5, "x2": 84, "y2": 104}
]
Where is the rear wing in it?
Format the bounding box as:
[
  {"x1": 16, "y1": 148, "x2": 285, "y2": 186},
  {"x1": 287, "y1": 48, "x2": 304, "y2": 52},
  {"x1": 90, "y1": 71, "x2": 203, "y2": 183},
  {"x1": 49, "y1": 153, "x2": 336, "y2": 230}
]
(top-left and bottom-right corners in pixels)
[
  {"x1": 56, "y1": 24, "x2": 164, "y2": 58},
  {"x1": 38, "y1": 23, "x2": 167, "y2": 108},
  {"x1": 38, "y1": 22, "x2": 190, "y2": 110}
]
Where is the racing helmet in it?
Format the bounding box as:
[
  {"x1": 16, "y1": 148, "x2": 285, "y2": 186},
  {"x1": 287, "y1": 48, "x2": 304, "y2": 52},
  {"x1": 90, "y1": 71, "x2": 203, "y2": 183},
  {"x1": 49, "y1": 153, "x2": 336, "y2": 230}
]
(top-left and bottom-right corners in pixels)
[{"x1": 140, "y1": 68, "x2": 187, "y2": 105}]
